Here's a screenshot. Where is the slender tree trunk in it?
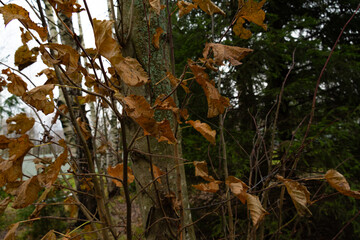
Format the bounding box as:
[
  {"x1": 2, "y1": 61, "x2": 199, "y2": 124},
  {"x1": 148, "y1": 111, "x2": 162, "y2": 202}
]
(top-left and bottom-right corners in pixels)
[{"x1": 118, "y1": 0, "x2": 194, "y2": 239}]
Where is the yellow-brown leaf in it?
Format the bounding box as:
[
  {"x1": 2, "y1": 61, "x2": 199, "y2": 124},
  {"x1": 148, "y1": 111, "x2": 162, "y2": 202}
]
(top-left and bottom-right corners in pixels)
[
  {"x1": 48, "y1": 0, "x2": 83, "y2": 18},
  {"x1": 76, "y1": 118, "x2": 91, "y2": 140},
  {"x1": 2, "y1": 68, "x2": 27, "y2": 97},
  {"x1": 149, "y1": 0, "x2": 161, "y2": 15},
  {"x1": 0, "y1": 4, "x2": 47, "y2": 41},
  {"x1": 246, "y1": 193, "x2": 268, "y2": 226},
  {"x1": 14, "y1": 44, "x2": 38, "y2": 70},
  {"x1": 152, "y1": 27, "x2": 164, "y2": 49},
  {"x1": 203, "y1": 43, "x2": 253, "y2": 66},
  {"x1": 226, "y1": 176, "x2": 249, "y2": 204},
  {"x1": 192, "y1": 182, "x2": 219, "y2": 193},
  {"x1": 22, "y1": 84, "x2": 55, "y2": 115},
  {"x1": 276, "y1": 175, "x2": 312, "y2": 216},
  {"x1": 193, "y1": 0, "x2": 225, "y2": 16},
  {"x1": 186, "y1": 120, "x2": 216, "y2": 144},
  {"x1": 6, "y1": 113, "x2": 35, "y2": 134},
  {"x1": 325, "y1": 169, "x2": 360, "y2": 199},
  {"x1": 107, "y1": 164, "x2": 135, "y2": 187},
  {"x1": 12, "y1": 176, "x2": 42, "y2": 209},
  {"x1": 150, "y1": 164, "x2": 165, "y2": 183},
  {"x1": 177, "y1": 1, "x2": 197, "y2": 17},
  {"x1": 40, "y1": 230, "x2": 57, "y2": 240}
]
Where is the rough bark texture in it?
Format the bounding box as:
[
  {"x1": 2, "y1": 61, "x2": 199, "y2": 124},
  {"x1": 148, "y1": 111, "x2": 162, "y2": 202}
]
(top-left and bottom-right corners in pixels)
[{"x1": 119, "y1": 0, "x2": 194, "y2": 239}]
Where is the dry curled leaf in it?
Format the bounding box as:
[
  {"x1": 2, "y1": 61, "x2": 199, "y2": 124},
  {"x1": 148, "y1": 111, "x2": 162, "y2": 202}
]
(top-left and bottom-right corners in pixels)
[
  {"x1": 167, "y1": 72, "x2": 190, "y2": 93},
  {"x1": 233, "y1": 0, "x2": 267, "y2": 39},
  {"x1": 192, "y1": 181, "x2": 219, "y2": 193},
  {"x1": 40, "y1": 230, "x2": 57, "y2": 240},
  {"x1": 149, "y1": 0, "x2": 161, "y2": 15},
  {"x1": 123, "y1": 95, "x2": 176, "y2": 144},
  {"x1": 37, "y1": 68, "x2": 57, "y2": 85},
  {"x1": 177, "y1": 1, "x2": 197, "y2": 17},
  {"x1": 4, "y1": 222, "x2": 20, "y2": 240},
  {"x1": 193, "y1": 0, "x2": 225, "y2": 16},
  {"x1": 0, "y1": 4, "x2": 47, "y2": 41},
  {"x1": 193, "y1": 161, "x2": 209, "y2": 178},
  {"x1": 152, "y1": 27, "x2": 164, "y2": 49},
  {"x1": 0, "y1": 135, "x2": 11, "y2": 149},
  {"x1": 6, "y1": 113, "x2": 35, "y2": 134},
  {"x1": 93, "y1": 19, "x2": 149, "y2": 87},
  {"x1": 48, "y1": 0, "x2": 83, "y2": 18},
  {"x1": 12, "y1": 176, "x2": 42, "y2": 209},
  {"x1": 186, "y1": 120, "x2": 216, "y2": 144},
  {"x1": 30, "y1": 187, "x2": 53, "y2": 218},
  {"x1": 325, "y1": 169, "x2": 360, "y2": 199},
  {"x1": 22, "y1": 84, "x2": 55, "y2": 115},
  {"x1": 14, "y1": 44, "x2": 39, "y2": 70},
  {"x1": 76, "y1": 117, "x2": 91, "y2": 140},
  {"x1": 246, "y1": 193, "x2": 268, "y2": 227},
  {"x1": 38, "y1": 139, "x2": 68, "y2": 188},
  {"x1": 188, "y1": 60, "x2": 230, "y2": 118},
  {"x1": 203, "y1": 43, "x2": 253, "y2": 66},
  {"x1": 2, "y1": 68, "x2": 28, "y2": 97},
  {"x1": 42, "y1": 43, "x2": 79, "y2": 74},
  {"x1": 226, "y1": 176, "x2": 249, "y2": 204},
  {"x1": 107, "y1": 163, "x2": 135, "y2": 187},
  {"x1": 0, "y1": 197, "x2": 12, "y2": 215},
  {"x1": 150, "y1": 164, "x2": 165, "y2": 183},
  {"x1": 20, "y1": 27, "x2": 32, "y2": 44},
  {"x1": 276, "y1": 175, "x2": 312, "y2": 216}
]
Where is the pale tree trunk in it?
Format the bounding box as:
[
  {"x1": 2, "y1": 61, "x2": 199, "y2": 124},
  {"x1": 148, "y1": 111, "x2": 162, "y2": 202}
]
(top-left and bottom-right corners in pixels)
[
  {"x1": 117, "y1": 0, "x2": 195, "y2": 239},
  {"x1": 44, "y1": 0, "x2": 98, "y2": 224}
]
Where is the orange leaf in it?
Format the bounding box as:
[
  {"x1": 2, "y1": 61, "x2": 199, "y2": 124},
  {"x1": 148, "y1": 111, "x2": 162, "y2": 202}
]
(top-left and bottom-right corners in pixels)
[
  {"x1": 123, "y1": 95, "x2": 176, "y2": 144},
  {"x1": 276, "y1": 175, "x2": 312, "y2": 216},
  {"x1": 149, "y1": 0, "x2": 161, "y2": 15},
  {"x1": 6, "y1": 113, "x2": 35, "y2": 134},
  {"x1": 0, "y1": 135, "x2": 11, "y2": 149},
  {"x1": 48, "y1": 0, "x2": 83, "y2": 18},
  {"x1": 22, "y1": 84, "x2": 55, "y2": 115},
  {"x1": 186, "y1": 120, "x2": 216, "y2": 144},
  {"x1": 177, "y1": 1, "x2": 197, "y2": 17},
  {"x1": 150, "y1": 164, "x2": 165, "y2": 183},
  {"x1": 4, "y1": 222, "x2": 19, "y2": 240},
  {"x1": 154, "y1": 94, "x2": 179, "y2": 114},
  {"x1": 0, "y1": 4, "x2": 47, "y2": 41},
  {"x1": 2, "y1": 68, "x2": 27, "y2": 97},
  {"x1": 246, "y1": 193, "x2": 268, "y2": 226},
  {"x1": 93, "y1": 19, "x2": 149, "y2": 87},
  {"x1": 325, "y1": 169, "x2": 360, "y2": 199},
  {"x1": 188, "y1": 60, "x2": 230, "y2": 118},
  {"x1": 14, "y1": 44, "x2": 39, "y2": 70},
  {"x1": 38, "y1": 139, "x2": 68, "y2": 188},
  {"x1": 12, "y1": 176, "x2": 42, "y2": 209},
  {"x1": 20, "y1": 27, "x2": 32, "y2": 44},
  {"x1": 233, "y1": 0, "x2": 267, "y2": 39},
  {"x1": 193, "y1": 161, "x2": 209, "y2": 178},
  {"x1": 152, "y1": 27, "x2": 164, "y2": 49},
  {"x1": 192, "y1": 181, "x2": 219, "y2": 193},
  {"x1": 107, "y1": 163, "x2": 135, "y2": 187},
  {"x1": 226, "y1": 176, "x2": 249, "y2": 204},
  {"x1": 166, "y1": 72, "x2": 190, "y2": 93},
  {"x1": 193, "y1": 0, "x2": 225, "y2": 16},
  {"x1": 203, "y1": 43, "x2": 253, "y2": 66},
  {"x1": 0, "y1": 197, "x2": 12, "y2": 215},
  {"x1": 76, "y1": 118, "x2": 91, "y2": 140},
  {"x1": 37, "y1": 68, "x2": 58, "y2": 85}
]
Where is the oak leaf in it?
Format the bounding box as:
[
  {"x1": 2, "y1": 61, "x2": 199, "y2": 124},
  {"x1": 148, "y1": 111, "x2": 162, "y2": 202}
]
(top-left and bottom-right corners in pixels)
[
  {"x1": 203, "y1": 43, "x2": 253, "y2": 66},
  {"x1": 4, "y1": 222, "x2": 19, "y2": 240},
  {"x1": 22, "y1": 84, "x2": 55, "y2": 115},
  {"x1": 246, "y1": 193, "x2": 268, "y2": 226},
  {"x1": 276, "y1": 175, "x2": 312, "y2": 216},
  {"x1": 107, "y1": 163, "x2": 135, "y2": 187},
  {"x1": 152, "y1": 27, "x2": 164, "y2": 49},
  {"x1": 177, "y1": 1, "x2": 197, "y2": 17},
  {"x1": 6, "y1": 113, "x2": 35, "y2": 134},
  {"x1": 2, "y1": 68, "x2": 27, "y2": 97},
  {"x1": 0, "y1": 4, "x2": 47, "y2": 41},
  {"x1": 325, "y1": 169, "x2": 360, "y2": 199},
  {"x1": 193, "y1": 0, "x2": 225, "y2": 16},
  {"x1": 226, "y1": 176, "x2": 249, "y2": 204},
  {"x1": 186, "y1": 120, "x2": 216, "y2": 144},
  {"x1": 12, "y1": 176, "x2": 42, "y2": 209},
  {"x1": 188, "y1": 60, "x2": 230, "y2": 118}
]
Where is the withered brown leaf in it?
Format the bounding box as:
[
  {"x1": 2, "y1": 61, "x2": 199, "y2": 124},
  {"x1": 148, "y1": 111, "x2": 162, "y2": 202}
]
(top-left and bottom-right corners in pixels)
[
  {"x1": 186, "y1": 120, "x2": 216, "y2": 144},
  {"x1": 22, "y1": 84, "x2": 55, "y2": 115},
  {"x1": 6, "y1": 113, "x2": 35, "y2": 134},
  {"x1": 107, "y1": 163, "x2": 135, "y2": 187}
]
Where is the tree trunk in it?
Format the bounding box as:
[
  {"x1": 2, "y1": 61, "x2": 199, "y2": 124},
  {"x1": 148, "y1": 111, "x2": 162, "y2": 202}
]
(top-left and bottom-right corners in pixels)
[{"x1": 118, "y1": 0, "x2": 195, "y2": 239}]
